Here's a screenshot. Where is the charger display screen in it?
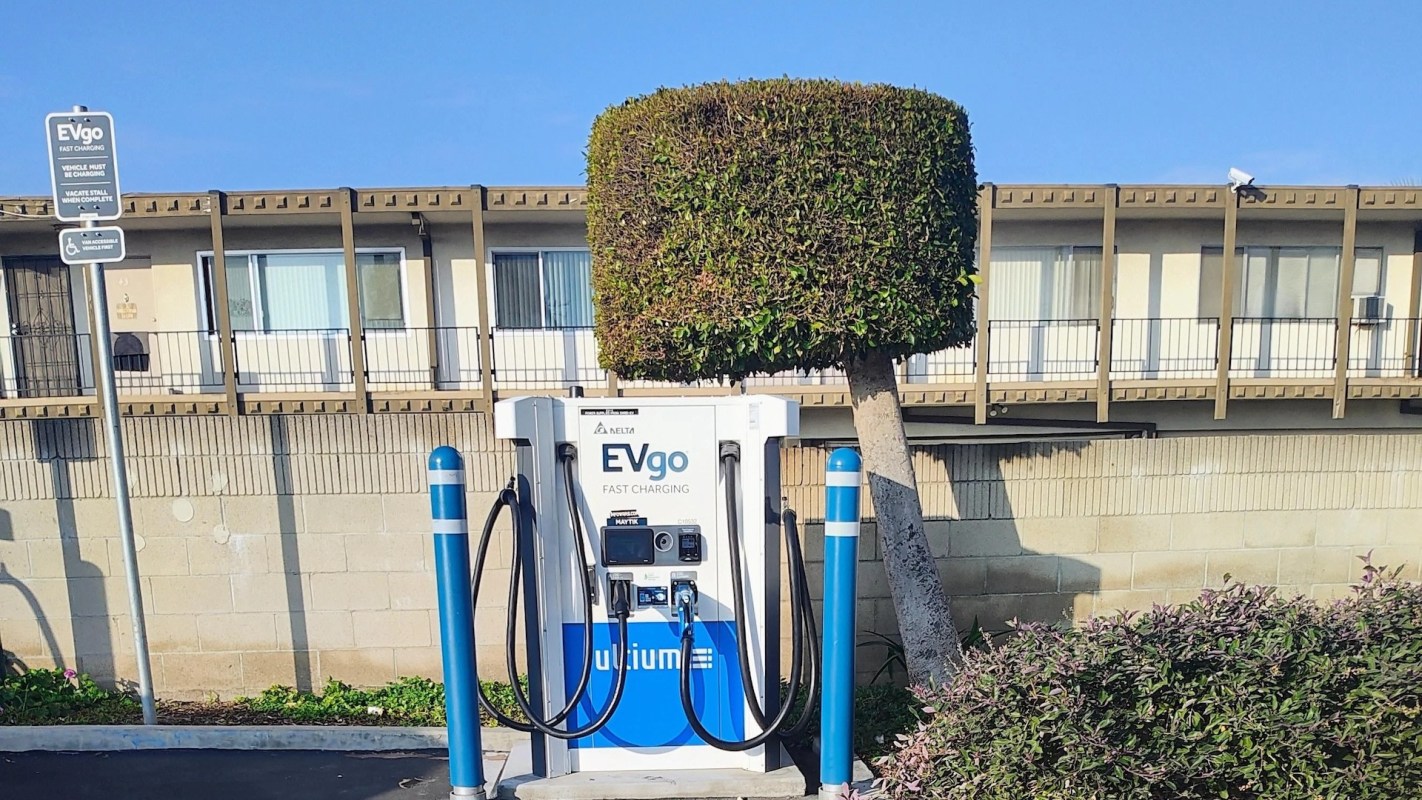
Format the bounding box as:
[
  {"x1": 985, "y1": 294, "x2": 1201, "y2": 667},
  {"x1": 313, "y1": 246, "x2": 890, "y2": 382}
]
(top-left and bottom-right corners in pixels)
[{"x1": 602, "y1": 527, "x2": 655, "y2": 566}]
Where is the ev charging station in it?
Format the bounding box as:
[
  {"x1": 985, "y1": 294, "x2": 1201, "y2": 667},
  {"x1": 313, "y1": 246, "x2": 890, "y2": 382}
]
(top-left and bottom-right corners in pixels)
[
  {"x1": 431, "y1": 393, "x2": 858, "y2": 799},
  {"x1": 492, "y1": 394, "x2": 804, "y2": 775}
]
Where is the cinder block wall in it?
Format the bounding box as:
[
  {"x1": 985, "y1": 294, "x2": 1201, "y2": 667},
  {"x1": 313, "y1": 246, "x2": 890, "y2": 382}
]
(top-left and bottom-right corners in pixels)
[
  {"x1": 0, "y1": 415, "x2": 517, "y2": 698},
  {"x1": 1, "y1": 415, "x2": 1418, "y2": 697},
  {"x1": 787, "y1": 438, "x2": 1422, "y2": 682}
]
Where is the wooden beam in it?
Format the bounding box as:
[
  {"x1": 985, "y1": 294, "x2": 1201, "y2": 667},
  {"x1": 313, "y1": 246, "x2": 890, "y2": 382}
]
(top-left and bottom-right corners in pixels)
[
  {"x1": 207, "y1": 191, "x2": 239, "y2": 414},
  {"x1": 974, "y1": 184, "x2": 994, "y2": 425},
  {"x1": 1332, "y1": 186, "x2": 1360, "y2": 419},
  {"x1": 339, "y1": 188, "x2": 368, "y2": 412},
  {"x1": 82, "y1": 271, "x2": 105, "y2": 410},
  {"x1": 418, "y1": 220, "x2": 439, "y2": 387},
  {"x1": 1213, "y1": 191, "x2": 1239, "y2": 420},
  {"x1": 471, "y1": 186, "x2": 496, "y2": 413},
  {"x1": 1407, "y1": 230, "x2": 1422, "y2": 378},
  {"x1": 1096, "y1": 185, "x2": 1118, "y2": 422}
]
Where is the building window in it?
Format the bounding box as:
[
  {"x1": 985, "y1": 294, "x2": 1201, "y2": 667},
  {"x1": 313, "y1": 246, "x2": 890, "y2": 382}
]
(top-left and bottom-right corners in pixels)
[
  {"x1": 357, "y1": 252, "x2": 405, "y2": 329},
  {"x1": 1352, "y1": 248, "x2": 1384, "y2": 298},
  {"x1": 492, "y1": 250, "x2": 593, "y2": 329},
  {"x1": 201, "y1": 249, "x2": 406, "y2": 332},
  {"x1": 989, "y1": 246, "x2": 1102, "y2": 320},
  {"x1": 1198, "y1": 246, "x2": 1382, "y2": 318}
]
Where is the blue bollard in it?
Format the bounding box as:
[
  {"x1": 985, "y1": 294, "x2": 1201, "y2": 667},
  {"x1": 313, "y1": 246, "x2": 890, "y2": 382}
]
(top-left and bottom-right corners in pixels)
[
  {"x1": 819, "y1": 447, "x2": 862, "y2": 799},
  {"x1": 430, "y1": 446, "x2": 486, "y2": 799}
]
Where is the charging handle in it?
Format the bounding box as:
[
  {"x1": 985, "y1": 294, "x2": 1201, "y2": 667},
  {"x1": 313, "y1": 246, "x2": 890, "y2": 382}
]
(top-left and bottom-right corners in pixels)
[
  {"x1": 672, "y1": 576, "x2": 698, "y2": 633},
  {"x1": 607, "y1": 572, "x2": 634, "y2": 620}
]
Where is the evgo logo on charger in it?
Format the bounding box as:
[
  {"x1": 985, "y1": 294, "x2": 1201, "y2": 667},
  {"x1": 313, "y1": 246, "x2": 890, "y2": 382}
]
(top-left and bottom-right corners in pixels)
[{"x1": 602, "y1": 443, "x2": 688, "y2": 481}]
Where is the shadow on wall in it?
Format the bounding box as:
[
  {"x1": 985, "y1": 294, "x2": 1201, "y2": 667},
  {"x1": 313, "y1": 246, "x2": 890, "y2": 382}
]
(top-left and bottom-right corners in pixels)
[
  {"x1": 0, "y1": 421, "x2": 118, "y2": 679},
  {"x1": 42, "y1": 420, "x2": 114, "y2": 680},
  {"x1": 0, "y1": 505, "x2": 47, "y2": 675},
  {"x1": 849, "y1": 439, "x2": 1103, "y2": 683},
  {"x1": 270, "y1": 415, "x2": 313, "y2": 692},
  {"x1": 935, "y1": 440, "x2": 1101, "y2": 634}
]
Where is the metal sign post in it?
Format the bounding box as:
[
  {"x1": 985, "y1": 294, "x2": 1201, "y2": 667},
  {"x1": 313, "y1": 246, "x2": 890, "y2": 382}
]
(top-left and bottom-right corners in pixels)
[{"x1": 46, "y1": 105, "x2": 155, "y2": 725}]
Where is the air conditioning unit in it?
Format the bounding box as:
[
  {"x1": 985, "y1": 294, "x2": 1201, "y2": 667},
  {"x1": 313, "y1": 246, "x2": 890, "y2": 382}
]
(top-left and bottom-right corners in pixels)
[{"x1": 1353, "y1": 295, "x2": 1385, "y2": 325}]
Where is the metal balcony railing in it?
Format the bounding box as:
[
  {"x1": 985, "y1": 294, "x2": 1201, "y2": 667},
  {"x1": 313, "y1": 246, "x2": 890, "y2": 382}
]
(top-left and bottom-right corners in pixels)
[
  {"x1": 742, "y1": 368, "x2": 846, "y2": 388},
  {"x1": 9, "y1": 315, "x2": 1422, "y2": 408},
  {"x1": 491, "y1": 326, "x2": 606, "y2": 390},
  {"x1": 364, "y1": 327, "x2": 483, "y2": 391},
  {"x1": 0, "y1": 332, "x2": 94, "y2": 398},
  {"x1": 1111, "y1": 318, "x2": 1219, "y2": 379},
  {"x1": 1348, "y1": 317, "x2": 1422, "y2": 378},
  {"x1": 232, "y1": 328, "x2": 354, "y2": 392},
  {"x1": 1229, "y1": 318, "x2": 1337, "y2": 378},
  {"x1": 903, "y1": 344, "x2": 976, "y2": 384},
  {"x1": 113, "y1": 331, "x2": 224, "y2": 395},
  {"x1": 987, "y1": 319, "x2": 1099, "y2": 380}
]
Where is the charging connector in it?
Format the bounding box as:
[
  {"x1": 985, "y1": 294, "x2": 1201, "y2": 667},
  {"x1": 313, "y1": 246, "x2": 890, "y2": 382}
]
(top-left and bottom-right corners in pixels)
[
  {"x1": 671, "y1": 574, "x2": 698, "y2": 634},
  {"x1": 607, "y1": 572, "x2": 634, "y2": 619}
]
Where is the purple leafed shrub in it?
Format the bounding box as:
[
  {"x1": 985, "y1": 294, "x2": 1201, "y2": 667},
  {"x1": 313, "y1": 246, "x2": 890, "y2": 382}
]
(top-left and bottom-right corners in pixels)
[{"x1": 876, "y1": 559, "x2": 1422, "y2": 799}]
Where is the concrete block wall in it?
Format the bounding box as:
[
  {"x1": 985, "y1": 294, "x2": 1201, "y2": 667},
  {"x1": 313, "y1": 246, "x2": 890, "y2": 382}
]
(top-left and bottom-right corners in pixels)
[
  {"x1": 0, "y1": 414, "x2": 517, "y2": 699},
  {"x1": 1, "y1": 413, "x2": 1418, "y2": 697},
  {"x1": 784, "y1": 435, "x2": 1422, "y2": 683}
]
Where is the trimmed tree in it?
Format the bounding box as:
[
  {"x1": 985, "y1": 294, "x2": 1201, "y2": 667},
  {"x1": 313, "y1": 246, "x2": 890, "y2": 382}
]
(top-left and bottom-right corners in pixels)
[{"x1": 586, "y1": 78, "x2": 977, "y2": 685}]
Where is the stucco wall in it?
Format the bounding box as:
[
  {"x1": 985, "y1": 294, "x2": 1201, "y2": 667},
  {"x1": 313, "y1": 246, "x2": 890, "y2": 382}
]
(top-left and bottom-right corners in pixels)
[
  {"x1": 0, "y1": 412, "x2": 1418, "y2": 697},
  {"x1": 6, "y1": 215, "x2": 1417, "y2": 397}
]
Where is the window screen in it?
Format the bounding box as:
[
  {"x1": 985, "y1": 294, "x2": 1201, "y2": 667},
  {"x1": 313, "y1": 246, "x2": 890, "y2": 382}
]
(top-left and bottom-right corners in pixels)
[
  {"x1": 1352, "y1": 248, "x2": 1384, "y2": 297},
  {"x1": 492, "y1": 250, "x2": 595, "y2": 329},
  {"x1": 357, "y1": 252, "x2": 405, "y2": 329},
  {"x1": 493, "y1": 253, "x2": 543, "y2": 329}
]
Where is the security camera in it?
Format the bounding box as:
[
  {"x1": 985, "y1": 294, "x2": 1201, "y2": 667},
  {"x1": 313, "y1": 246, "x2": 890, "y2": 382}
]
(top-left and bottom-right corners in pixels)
[{"x1": 1227, "y1": 168, "x2": 1255, "y2": 192}]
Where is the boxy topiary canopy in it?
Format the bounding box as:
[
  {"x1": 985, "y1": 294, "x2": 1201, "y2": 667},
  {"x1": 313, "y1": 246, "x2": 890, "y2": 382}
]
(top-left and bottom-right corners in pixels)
[{"x1": 587, "y1": 78, "x2": 978, "y2": 383}]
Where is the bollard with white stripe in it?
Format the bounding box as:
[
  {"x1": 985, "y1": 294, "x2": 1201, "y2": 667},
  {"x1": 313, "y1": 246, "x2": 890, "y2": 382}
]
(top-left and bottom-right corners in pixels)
[
  {"x1": 430, "y1": 446, "x2": 486, "y2": 800},
  {"x1": 819, "y1": 447, "x2": 862, "y2": 799}
]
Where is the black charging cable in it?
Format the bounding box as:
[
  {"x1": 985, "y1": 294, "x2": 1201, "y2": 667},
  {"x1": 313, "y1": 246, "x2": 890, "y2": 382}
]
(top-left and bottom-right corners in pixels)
[{"x1": 469, "y1": 447, "x2": 631, "y2": 738}]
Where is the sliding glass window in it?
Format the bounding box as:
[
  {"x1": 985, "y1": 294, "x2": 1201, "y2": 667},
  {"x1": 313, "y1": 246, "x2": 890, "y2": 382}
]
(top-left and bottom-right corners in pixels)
[
  {"x1": 201, "y1": 249, "x2": 407, "y2": 332},
  {"x1": 492, "y1": 249, "x2": 594, "y2": 329}
]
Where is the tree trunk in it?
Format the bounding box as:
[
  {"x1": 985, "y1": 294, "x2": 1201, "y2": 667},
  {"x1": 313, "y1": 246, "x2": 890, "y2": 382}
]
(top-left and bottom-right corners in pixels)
[{"x1": 845, "y1": 351, "x2": 961, "y2": 686}]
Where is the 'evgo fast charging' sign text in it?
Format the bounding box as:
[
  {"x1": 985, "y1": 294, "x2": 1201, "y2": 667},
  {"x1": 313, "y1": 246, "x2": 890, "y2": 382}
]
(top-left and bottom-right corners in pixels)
[{"x1": 46, "y1": 111, "x2": 121, "y2": 222}]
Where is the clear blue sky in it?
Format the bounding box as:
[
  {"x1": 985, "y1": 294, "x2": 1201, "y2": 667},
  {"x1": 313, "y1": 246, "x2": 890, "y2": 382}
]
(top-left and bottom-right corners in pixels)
[{"x1": 2, "y1": 2, "x2": 1419, "y2": 194}]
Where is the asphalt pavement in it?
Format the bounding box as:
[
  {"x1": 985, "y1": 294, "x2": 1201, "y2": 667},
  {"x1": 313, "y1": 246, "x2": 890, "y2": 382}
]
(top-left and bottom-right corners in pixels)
[{"x1": 2, "y1": 748, "x2": 506, "y2": 800}]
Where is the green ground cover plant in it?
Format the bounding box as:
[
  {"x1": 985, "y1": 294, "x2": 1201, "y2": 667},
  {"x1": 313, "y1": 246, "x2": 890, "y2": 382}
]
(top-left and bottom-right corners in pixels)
[
  {"x1": 0, "y1": 667, "x2": 140, "y2": 724},
  {"x1": 235, "y1": 676, "x2": 528, "y2": 727},
  {"x1": 0, "y1": 665, "x2": 921, "y2": 762}
]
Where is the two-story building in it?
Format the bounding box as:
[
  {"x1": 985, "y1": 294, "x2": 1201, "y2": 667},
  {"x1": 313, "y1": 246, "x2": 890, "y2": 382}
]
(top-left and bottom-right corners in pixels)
[
  {"x1": 3, "y1": 183, "x2": 1420, "y2": 427},
  {"x1": 2, "y1": 183, "x2": 1419, "y2": 697}
]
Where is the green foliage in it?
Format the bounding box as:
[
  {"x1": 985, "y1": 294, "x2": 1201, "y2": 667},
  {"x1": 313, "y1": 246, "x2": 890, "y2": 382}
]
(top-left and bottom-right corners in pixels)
[
  {"x1": 783, "y1": 680, "x2": 922, "y2": 764},
  {"x1": 876, "y1": 562, "x2": 1422, "y2": 799},
  {"x1": 0, "y1": 667, "x2": 140, "y2": 724},
  {"x1": 475, "y1": 676, "x2": 529, "y2": 727},
  {"x1": 857, "y1": 630, "x2": 908, "y2": 684},
  {"x1": 587, "y1": 78, "x2": 977, "y2": 382},
  {"x1": 236, "y1": 675, "x2": 528, "y2": 727},
  {"x1": 850, "y1": 684, "x2": 922, "y2": 762}
]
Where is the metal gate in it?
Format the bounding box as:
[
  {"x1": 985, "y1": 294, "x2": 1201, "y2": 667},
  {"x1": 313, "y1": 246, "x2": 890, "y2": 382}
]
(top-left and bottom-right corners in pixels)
[{"x1": 3, "y1": 255, "x2": 84, "y2": 398}]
